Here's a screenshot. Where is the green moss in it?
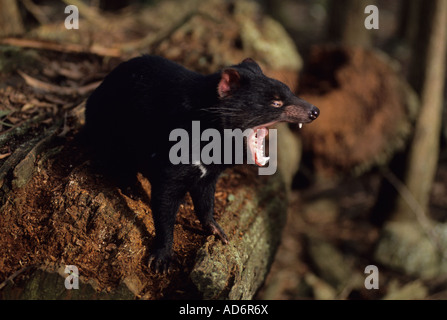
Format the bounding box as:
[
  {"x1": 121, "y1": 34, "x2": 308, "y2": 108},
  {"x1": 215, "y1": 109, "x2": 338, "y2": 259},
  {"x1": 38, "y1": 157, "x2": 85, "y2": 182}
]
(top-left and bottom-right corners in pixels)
[{"x1": 0, "y1": 46, "x2": 39, "y2": 74}]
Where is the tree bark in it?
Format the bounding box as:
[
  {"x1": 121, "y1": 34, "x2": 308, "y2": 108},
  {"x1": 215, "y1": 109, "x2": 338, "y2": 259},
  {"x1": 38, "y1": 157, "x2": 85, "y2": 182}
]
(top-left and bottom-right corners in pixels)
[
  {"x1": 327, "y1": 0, "x2": 375, "y2": 47},
  {"x1": 397, "y1": 0, "x2": 422, "y2": 48},
  {"x1": 394, "y1": 0, "x2": 447, "y2": 220},
  {"x1": 0, "y1": 0, "x2": 24, "y2": 36}
]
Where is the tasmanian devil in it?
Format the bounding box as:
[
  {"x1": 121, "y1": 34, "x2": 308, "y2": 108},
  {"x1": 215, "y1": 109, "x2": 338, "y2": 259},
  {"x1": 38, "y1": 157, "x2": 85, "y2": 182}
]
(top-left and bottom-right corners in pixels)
[{"x1": 84, "y1": 55, "x2": 319, "y2": 273}]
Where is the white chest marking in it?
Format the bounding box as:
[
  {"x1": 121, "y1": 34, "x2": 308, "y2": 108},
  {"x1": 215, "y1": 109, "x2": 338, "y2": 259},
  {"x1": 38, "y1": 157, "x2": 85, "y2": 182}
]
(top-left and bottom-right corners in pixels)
[{"x1": 193, "y1": 161, "x2": 207, "y2": 178}]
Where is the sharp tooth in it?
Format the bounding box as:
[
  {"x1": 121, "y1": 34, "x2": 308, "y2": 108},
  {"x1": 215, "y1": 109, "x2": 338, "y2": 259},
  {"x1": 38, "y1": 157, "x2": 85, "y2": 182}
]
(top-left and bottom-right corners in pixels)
[{"x1": 298, "y1": 123, "x2": 303, "y2": 129}]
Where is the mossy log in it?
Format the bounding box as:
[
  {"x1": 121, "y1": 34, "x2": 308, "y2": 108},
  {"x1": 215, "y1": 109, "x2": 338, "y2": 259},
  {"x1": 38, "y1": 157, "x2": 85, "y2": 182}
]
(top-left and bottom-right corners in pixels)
[{"x1": 0, "y1": 102, "x2": 287, "y2": 299}]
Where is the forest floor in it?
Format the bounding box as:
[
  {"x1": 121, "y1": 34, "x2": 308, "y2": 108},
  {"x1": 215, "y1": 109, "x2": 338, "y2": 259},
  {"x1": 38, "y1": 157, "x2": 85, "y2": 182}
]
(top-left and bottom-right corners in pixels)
[
  {"x1": 258, "y1": 161, "x2": 447, "y2": 299},
  {"x1": 1, "y1": 45, "x2": 447, "y2": 300},
  {"x1": 1, "y1": 0, "x2": 447, "y2": 298}
]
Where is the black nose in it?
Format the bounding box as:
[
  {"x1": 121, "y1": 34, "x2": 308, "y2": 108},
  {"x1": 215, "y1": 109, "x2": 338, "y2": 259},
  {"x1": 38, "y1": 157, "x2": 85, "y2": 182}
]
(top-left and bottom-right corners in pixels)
[{"x1": 308, "y1": 106, "x2": 319, "y2": 120}]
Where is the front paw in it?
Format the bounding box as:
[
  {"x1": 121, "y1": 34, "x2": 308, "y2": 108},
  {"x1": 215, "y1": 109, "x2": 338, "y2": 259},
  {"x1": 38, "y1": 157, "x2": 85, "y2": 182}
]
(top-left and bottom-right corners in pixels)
[{"x1": 148, "y1": 249, "x2": 176, "y2": 274}]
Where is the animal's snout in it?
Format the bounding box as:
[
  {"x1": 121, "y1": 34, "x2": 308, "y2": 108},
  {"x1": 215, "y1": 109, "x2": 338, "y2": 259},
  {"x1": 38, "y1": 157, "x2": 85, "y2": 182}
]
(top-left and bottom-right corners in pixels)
[{"x1": 308, "y1": 106, "x2": 319, "y2": 121}]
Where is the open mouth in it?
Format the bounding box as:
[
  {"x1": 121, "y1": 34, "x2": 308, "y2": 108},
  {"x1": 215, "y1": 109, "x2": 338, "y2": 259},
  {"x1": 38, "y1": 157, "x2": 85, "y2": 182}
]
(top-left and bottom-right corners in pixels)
[
  {"x1": 248, "y1": 122, "x2": 304, "y2": 167},
  {"x1": 249, "y1": 126, "x2": 270, "y2": 166}
]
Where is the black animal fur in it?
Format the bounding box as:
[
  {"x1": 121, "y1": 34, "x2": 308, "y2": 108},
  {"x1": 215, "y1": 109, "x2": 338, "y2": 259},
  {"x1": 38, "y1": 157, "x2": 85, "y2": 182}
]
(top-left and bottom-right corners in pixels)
[{"x1": 85, "y1": 55, "x2": 319, "y2": 273}]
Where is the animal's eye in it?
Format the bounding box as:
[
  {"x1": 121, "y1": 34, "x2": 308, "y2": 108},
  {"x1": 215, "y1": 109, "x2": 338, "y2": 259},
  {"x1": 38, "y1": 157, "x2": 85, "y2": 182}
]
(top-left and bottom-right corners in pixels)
[{"x1": 271, "y1": 100, "x2": 283, "y2": 108}]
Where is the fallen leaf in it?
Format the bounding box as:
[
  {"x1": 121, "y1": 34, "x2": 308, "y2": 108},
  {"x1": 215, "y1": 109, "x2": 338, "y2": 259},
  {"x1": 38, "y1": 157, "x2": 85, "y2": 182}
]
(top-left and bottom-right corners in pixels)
[
  {"x1": 18, "y1": 70, "x2": 101, "y2": 96},
  {"x1": 0, "y1": 152, "x2": 11, "y2": 159}
]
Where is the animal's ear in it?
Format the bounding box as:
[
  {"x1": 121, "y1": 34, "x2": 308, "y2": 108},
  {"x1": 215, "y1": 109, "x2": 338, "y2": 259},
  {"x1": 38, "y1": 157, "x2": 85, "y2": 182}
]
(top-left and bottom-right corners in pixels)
[
  {"x1": 242, "y1": 58, "x2": 256, "y2": 64},
  {"x1": 241, "y1": 58, "x2": 263, "y2": 74},
  {"x1": 217, "y1": 68, "x2": 241, "y2": 98}
]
